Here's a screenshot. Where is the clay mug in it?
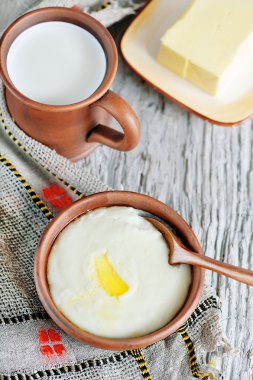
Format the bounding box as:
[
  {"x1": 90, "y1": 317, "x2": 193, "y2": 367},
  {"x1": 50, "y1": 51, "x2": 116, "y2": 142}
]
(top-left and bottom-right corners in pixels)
[{"x1": 0, "y1": 7, "x2": 141, "y2": 160}]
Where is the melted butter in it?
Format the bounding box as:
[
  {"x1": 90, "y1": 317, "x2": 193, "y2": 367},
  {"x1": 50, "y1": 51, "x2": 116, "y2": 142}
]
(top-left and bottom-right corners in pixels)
[{"x1": 95, "y1": 253, "x2": 129, "y2": 297}]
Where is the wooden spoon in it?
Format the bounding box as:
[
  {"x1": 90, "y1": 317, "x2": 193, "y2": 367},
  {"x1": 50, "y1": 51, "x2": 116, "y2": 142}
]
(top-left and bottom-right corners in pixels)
[{"x1": 145, "y1": 217, "x2": 253, "y2": 286}]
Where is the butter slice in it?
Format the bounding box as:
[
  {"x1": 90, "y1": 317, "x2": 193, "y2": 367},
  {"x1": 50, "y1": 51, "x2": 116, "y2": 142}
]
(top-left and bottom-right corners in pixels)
[
  {"x1": 157, "y1": 0, "x2": 253, "y2": 95},
  {"x1": 95, "y1": 253, "x2": 129, "y2": 297}
]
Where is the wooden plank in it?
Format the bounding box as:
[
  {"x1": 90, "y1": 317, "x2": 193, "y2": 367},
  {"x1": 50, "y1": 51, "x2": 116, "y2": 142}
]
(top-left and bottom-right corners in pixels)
[{"x1": 84, "y1": 20, "x2": 253, "y2": 379}]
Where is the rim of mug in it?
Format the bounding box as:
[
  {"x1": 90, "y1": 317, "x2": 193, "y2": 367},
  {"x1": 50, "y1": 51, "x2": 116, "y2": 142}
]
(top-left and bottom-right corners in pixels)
[
  {"x1": 0, "y1": 7, "x2": 118, "y2": 112},
  {"x1": 34, "y1": 190, "x2": 205, "y2": 350}
]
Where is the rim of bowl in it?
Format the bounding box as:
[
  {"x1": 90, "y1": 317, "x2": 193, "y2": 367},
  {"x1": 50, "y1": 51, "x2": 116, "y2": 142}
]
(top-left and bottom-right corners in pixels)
[
  {"x1": 0, "y1": 7, "x2": 118, "y2": 112},
  {"x1": 34, "y1": 190, "x2": 205, "y2": 350}
]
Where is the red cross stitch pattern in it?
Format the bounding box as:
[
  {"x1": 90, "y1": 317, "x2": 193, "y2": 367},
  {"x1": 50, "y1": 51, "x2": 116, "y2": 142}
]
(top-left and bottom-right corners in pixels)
[
  {"x1": 42, "y1": 183, "x2": 72, "y2": 209},
  {"x1": 38, "y1": 329, "x2": 66, "y2": 358}
]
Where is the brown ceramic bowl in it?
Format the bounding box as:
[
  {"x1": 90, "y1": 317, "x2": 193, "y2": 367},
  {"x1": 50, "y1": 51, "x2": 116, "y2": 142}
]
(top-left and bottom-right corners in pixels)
[{"x1": 34, "y1": 191, "x2": 205, "y2": 350}]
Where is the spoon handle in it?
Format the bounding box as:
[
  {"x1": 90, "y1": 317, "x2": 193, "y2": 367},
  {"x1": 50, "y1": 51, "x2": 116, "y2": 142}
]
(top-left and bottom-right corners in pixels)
[
  {"x1": 144, "y1": 216, "x2": 253, "y2": 286},
  {"x1": 174, "y1": 248, "x2": 253, "y2": 286}
]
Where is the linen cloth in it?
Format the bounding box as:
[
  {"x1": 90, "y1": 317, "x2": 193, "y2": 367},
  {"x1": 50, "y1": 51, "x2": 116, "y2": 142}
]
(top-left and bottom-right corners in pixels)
[{"x1": 0, "y1": 1, "x2": 229, "y2": 379}]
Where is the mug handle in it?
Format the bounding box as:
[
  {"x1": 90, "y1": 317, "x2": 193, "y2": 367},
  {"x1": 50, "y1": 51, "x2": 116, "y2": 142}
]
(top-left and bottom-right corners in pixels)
[{"x1": 87, "y1": 90, "x2": 141, "y2": 151}]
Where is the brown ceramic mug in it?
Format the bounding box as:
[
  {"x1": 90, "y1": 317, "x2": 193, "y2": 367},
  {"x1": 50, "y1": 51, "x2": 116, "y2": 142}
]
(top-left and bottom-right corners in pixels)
[
  {"x1": 34, "y1": 191, "x2": 205, "y2": 350},
  {"x1": 0, "y1": 7, "x2": 141, "y2": 160}
]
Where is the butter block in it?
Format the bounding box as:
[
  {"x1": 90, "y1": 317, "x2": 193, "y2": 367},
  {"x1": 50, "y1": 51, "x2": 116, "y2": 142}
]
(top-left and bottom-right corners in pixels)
[{"x1": 157, "y1": 0, "x2": 253, "y2": 95}]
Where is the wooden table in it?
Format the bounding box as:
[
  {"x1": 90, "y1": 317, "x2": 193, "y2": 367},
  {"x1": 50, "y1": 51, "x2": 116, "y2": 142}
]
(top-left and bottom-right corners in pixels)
[{"x1": 1, "y1": 3, "x2": 253, "y2": 379}]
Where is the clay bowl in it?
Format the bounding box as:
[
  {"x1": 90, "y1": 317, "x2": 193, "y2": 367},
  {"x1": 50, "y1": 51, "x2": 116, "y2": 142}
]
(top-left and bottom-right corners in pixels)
[{"x1": 34, "y1": 191, "x2": 205, "y2": 350}]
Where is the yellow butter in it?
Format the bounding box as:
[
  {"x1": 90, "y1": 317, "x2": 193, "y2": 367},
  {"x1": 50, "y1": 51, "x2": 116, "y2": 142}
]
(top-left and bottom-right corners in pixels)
[
  {"x1": 95, "y1": 253, "x2": 129, "y2": 297},
  {"x1": 158, "y1": 0, "x2": 253, "y2": 95}
]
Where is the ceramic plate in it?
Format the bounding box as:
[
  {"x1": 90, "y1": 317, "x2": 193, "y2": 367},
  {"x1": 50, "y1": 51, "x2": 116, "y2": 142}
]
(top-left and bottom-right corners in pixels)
[{"x1": 120, "y1": 0, "x2": 253, "y2": 126}]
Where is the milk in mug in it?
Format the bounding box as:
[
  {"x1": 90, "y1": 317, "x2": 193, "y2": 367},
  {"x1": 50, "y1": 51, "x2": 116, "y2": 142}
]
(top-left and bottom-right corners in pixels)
[{"x1": 7, "y1": 21, "x2": 107, "y2": 105}]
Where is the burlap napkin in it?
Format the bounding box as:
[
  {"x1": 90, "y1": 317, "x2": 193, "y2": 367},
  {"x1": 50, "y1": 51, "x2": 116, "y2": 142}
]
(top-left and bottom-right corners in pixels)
[{"x1": 0, "y1": 1, "x2": 229, "y2": 379}]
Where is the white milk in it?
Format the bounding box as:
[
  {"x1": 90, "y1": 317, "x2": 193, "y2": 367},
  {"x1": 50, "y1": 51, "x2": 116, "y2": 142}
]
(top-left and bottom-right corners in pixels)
[
  {"x1": 48, "y1": 206, "x2": 191, "y2": 339},
  {"x1": 7, "y1": 21, "x2": 107, "y2": 105}
]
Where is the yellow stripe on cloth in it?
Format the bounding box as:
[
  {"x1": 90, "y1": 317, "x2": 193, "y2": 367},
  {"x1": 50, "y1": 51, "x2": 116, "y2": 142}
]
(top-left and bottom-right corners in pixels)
[
  {"x1": 178, "y1": 325, "x2": 217, "y2": 379},
  {"x1": 0, "y1": 155, "x2": 54, "y2": 221},
  {"x1": 130, "y1": 349, "x2": 152, "y2": 379}
]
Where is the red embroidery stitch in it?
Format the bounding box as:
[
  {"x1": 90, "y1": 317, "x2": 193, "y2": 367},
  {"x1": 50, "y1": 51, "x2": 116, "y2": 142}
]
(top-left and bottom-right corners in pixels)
[
  {"x1": 50, "y1": 198, "x2": 66, "y2": 208},
  {"x1": 40, "y1": 345, "x2": 54, "y2": 358},
  {"x1": 53, "y1": 344, "x2": 66, "y2": 356},
  {"x1": 38, "y1": 329, "x2": 66, "y2": 357},
  {"x1": 51, "y1": 184, "x2": 65, "y2": 196},
  {"x1": 38, "y1": 329, "x2": 49, "y2": 343},
  {"x1": 61, "y1": 195, "x2": 72, "y2": 206},
  {"x1": 42, "y1": 183, "x2": 72, "y2": 209},
  {"x1": 48, "y1": 329, "x2": 61, "y2": 342},
  {"x1": 42, "y1": 187, "x2": 54, "y2": 200}
]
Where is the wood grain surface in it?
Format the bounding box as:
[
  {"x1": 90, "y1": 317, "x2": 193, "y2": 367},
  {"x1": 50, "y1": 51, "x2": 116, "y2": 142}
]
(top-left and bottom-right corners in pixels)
[{"x1": 1, "y1": 3, "x2": 253, "y2": 379}]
